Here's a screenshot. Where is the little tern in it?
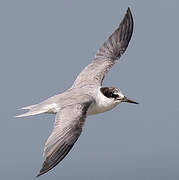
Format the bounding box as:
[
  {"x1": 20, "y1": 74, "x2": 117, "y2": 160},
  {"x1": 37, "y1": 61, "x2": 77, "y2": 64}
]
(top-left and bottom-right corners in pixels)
[{"x1": 15, "y1": 8, "x2": 138, "y2": 177}]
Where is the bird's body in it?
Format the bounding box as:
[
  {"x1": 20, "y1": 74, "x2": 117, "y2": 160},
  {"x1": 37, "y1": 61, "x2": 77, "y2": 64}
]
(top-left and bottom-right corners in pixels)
[
  {"x1": 15, "y1": 8, "x2": 138, "y2": 177},
  {"x1": 19, "y1": 86, "x2": 121, "y2": 116}
]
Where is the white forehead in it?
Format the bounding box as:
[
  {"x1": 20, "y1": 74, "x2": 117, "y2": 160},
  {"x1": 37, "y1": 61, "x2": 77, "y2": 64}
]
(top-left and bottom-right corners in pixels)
[{"x1": 114, "y1": 88, "x2": 124, "y2": 97}]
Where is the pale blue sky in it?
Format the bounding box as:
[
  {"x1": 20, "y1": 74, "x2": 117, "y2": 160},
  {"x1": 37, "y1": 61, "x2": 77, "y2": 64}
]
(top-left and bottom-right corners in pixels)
[{"x1": 0, "y1": 1, "x2": 179, "y2": 180}]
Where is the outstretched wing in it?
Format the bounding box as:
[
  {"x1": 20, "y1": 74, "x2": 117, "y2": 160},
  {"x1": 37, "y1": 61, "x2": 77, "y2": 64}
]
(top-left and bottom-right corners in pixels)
[
  {"x1": 73, "y1": 8, "x2": 133, "y2": 88},
  {"x1": 36, "y1": 96, "x2": 94, "y2": 177}
]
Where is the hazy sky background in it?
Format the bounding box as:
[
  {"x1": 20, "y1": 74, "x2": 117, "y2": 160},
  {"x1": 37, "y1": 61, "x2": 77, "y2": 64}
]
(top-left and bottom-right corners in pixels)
[{"x1": 0, "y1": 1, "x2": 179, "y2": 180}]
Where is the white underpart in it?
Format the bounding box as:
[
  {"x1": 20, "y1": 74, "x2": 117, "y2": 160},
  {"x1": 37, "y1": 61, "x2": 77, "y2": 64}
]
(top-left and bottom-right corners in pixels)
[{"x1": 87, "y1": 88, "x2": 122, "y2": 115}]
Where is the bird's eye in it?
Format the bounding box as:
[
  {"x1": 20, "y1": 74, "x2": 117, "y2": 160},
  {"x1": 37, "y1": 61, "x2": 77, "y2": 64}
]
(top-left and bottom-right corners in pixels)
[{"x1": 111, "y1": 93, "x2": 118, "y2": 99}]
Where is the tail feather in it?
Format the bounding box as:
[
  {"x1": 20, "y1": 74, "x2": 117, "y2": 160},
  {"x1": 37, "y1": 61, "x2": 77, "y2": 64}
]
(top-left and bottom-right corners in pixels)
[
  {"x1": 15, "y1": 103, "x2": 48, "y2": 118},
  {"x1": 14, "y1": 101, "x2": 58, "y2": 118},
  {"x1": 21, "y1": 104, "x2": 37, "y2": 110},
  {"x1": 14, "y1": 109, "x2": 47, "y2": 118}
]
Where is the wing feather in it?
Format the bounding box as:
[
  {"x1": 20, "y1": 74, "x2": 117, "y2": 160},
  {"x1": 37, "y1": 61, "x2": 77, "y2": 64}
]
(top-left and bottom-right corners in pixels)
[
  {"x1": 36, "y1": 97, "x2": 94, "y2": 177},
  {"x1": 73, "y1": 8, "x2": 133, "y2": 87}
]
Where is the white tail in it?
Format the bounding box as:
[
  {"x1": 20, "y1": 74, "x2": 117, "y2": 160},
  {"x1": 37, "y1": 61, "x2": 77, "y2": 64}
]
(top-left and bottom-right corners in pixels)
[
  {"x1": 14, "y1": 109, "x2": 47, "y2": 118},
  {"x1": 14, "y1": 103, "x2": 58, "y2": 118},
  {"x1": 14, "y1": 103, "x2": 47, "y2": 118},
  {"x1": 21, "y1": 104, "x2": 37, "y2": 110}
]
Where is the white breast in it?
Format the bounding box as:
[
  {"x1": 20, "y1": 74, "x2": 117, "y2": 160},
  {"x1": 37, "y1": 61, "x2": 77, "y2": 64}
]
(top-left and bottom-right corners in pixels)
[{"x1": 87, "y1": 88, "x2": 121, "y2": 115}]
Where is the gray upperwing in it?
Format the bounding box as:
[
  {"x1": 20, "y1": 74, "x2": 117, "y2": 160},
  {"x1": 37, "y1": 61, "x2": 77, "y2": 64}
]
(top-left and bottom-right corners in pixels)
[
  {"x1": 36, "y1": 95, "x2": 94, "y2": 177},
  {"x1": 72, "y1": 8, "x2": 133, "y2": 88}
]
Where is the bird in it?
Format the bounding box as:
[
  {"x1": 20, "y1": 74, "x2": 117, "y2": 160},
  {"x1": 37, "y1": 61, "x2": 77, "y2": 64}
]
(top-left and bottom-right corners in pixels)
[{"x1": 15, "y1": 8, "x2": 138, "y2": 177}]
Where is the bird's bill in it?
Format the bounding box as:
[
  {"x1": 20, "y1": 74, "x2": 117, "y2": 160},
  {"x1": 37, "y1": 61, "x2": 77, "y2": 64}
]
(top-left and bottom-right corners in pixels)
[{"x1": 122, "y1": 96, "x2": 139, "y2": 104}]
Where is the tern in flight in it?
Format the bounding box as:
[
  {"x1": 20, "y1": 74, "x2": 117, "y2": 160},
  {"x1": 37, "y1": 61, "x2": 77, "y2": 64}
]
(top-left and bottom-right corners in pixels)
[{"x1": 16, "y1": 8, "x2": 138, "y2": 177}]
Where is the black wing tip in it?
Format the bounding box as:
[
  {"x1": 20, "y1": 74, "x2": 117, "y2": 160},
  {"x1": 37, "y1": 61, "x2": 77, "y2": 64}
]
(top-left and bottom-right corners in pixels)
[
  {"x1": 36, "y1": 162, "x2": 51, "y2": 177},
  {"x1": 36, "y1": 173, "x2": 41, "y2": 178},
  {"x1": 127, "y1": 7, "x2": 131, "y2": 13},
  {"x1": 126, "y1": 7, "x2": 133, "y2": 26},
  {"x1": 127, "y1": 7, "x2": 132, "y2": 17},
  {"x1": 127, "y1": 7, "x2": 134, "y2": 26},
  {"x1": 36, "y1": 173, "x2": 41, "y2": 177},
  {"x1": 36, "y1": 170, "x2": 44, "y2": 177},
  {"x1": 121, "y1": 7, "x2": 134, "y2": 43},
  {"x1": 36, "y1": 162, "x2": 49, "y2": 177},
  {"x1": 36, "y1": 142, "x2": 76, "y2": 177}
]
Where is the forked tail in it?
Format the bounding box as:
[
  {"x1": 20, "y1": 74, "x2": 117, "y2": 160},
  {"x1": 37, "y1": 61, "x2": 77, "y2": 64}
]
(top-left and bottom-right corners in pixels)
[{"x1": 14, "y1": 104, "x2": 48, "y2": 117}]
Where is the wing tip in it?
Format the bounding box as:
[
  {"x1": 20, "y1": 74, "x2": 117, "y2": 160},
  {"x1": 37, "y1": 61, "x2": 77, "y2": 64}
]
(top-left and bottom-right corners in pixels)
[
  {"x1": 127, "y1": 7, "x2": 131, "y2": 13},
  {"x1": 36, "y1": 171, "x2": 44, "y2": 178},
  {"x1": 126, "y1": 7, "x2": 133, "y2": 27},
  {"x1": 121, "y1": 7, "x2": 134, "y2": 45},
  {"x1": 36, "y1": 173, "x2": 41, "y2": 178},
  {"x1": 36, "y1": 164, "x2": 49, "y2": 177},
  {"x1": 127, "y1": 7, "x2": 132, "y2": 17},
  {"x1": 35, "y1": 159, "x2": 55, "y2": 177},
  {"x1": 127, "y1": 7, "x2": 133, "y2": 22}
]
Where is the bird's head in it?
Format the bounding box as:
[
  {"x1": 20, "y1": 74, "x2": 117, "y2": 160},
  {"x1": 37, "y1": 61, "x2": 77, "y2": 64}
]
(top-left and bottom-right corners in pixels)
[{"x1": 100, "y1": 87, "x2": 138, "y2": 104}]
